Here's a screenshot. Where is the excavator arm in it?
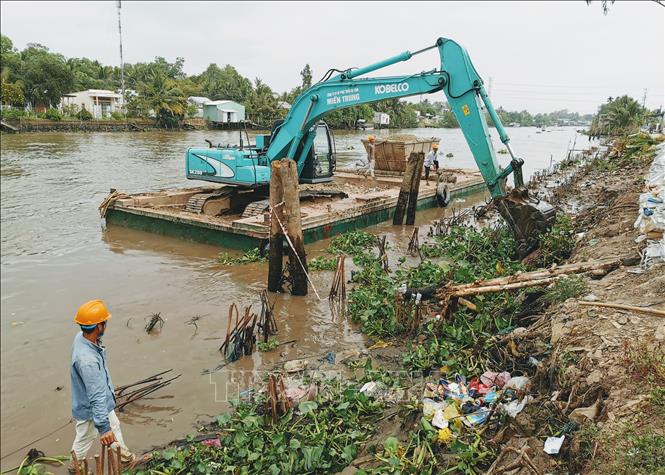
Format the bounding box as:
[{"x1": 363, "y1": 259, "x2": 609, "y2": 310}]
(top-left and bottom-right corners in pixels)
[{"x1": 270, "y1": 39, "x2": 520, "y2": 197}]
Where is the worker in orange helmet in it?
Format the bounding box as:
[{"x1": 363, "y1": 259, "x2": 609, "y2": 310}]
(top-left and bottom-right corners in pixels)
[
  {"x1": 69, "y1": 300, "x2": 138, "y2": 472},
  {"x1": 362, "y1": 135, "x2": 376, "y2": 178},
  {"x1": 424, "y1": 143, "x2": 440, "y2": 185}
]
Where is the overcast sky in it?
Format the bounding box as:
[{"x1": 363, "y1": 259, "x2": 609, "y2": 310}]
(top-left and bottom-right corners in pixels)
[{"x1": 1, "y1": 1, "x2": 663, "y2": 114}]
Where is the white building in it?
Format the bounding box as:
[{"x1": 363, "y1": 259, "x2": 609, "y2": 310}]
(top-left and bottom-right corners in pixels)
[
  {"x1": 187, "y1": 96, "x2": 211, "y2": 118},
  {"x1": 60, "y1": 89, "x2": 124, "y2": 119},
  {"x1": 373, "y1": 112, "x2": 390, "y2": 127}
]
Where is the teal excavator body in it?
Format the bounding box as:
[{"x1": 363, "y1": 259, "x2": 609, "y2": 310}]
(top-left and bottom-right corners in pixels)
[{"x1": 185, "y1": 38, "x2": 555, "y2": 252}]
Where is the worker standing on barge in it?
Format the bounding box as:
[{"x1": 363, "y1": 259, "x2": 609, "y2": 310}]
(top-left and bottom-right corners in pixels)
[
  {"x1": 364, "y1": 135, "x2": 376, "y2": 178},
  {"x1": 424, "y1": 143, "x2": 440, "y2": 185},
  {"x1": 69, "y1": 300, "x2": 136, "y2": 472}
]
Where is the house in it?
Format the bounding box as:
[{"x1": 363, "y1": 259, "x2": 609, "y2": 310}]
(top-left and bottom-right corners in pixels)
[
  {"x1": 187, "y1": 96, "x2": 211, "y2": 118},
  {"x1": 60, "y1": 89, "x2": 124, "y2": 118},
  {"x1": 373, "y1": 112, "x2": 390, "y2": 127},
  {"x1": 203, "y1": 100, "x2": 245, "y2": 123}
]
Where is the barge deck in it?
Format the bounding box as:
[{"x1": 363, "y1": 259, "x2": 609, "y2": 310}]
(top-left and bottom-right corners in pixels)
[{"x1": 104, "y1": 169, "x2": 486, "y2": 250}]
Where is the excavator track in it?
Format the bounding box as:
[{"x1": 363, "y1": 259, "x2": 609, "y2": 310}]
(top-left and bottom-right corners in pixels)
[
  {"x1": 241, "y1": 199, "x2": 271, "y2": 218},
  {"x1": 185, "y1": 187, "x2": 236, "y2": 214}
]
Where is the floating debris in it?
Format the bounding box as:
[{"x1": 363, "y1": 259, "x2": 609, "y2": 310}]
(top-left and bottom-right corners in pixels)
[{"x1": 144, "y1": 312, "x2": 165, "y2": 334}]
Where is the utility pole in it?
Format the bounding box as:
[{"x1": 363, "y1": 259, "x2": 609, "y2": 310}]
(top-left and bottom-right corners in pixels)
[{"x1": 117, "y1": 1, "x2": 125, "y2": 107}]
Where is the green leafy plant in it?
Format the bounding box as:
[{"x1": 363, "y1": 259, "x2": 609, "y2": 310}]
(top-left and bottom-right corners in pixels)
[
  {"x1": 217, "y1": 248, "x2": 266, "y2": 265},
  {"x1": 77, "y1": 107, "x2": 93, "y2": 121},
  {"x1": 145, "y1": 381, "x2": 384, "y2": 475},
  {"x1": 44, "y1": 107, "x2": 62, "y2": 121},
  {"x1": 328, "y1": 231, "x2": 376, "y2": 256},
  {"x1": 533, "y1": 214, "x2": 576, "y2": 268},
  {"x1": 309, "y1": 255, "x2": 338, "y2": 271},
  {"x1": 257, "y1": 337, "x2": 279, "y2": 352}
]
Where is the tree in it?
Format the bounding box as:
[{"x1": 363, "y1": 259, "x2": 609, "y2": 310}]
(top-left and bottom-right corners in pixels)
[
  {"x1": 136, "y1": 69, "x2": 187, "y2": 127},
  {"x1": 1, "y1": 81, "x2": 24, "y2": 106},
  {"x1": 246, "y1": 78, "x2": 280, "y2": 124},
  {"x1": 590, "y1": 95, "x2": 644, "y2": 136},
  {"x1": 195, "y1": 64, "x2": 253, "y2": 103},
  {"x1": 19, "y1": 43, "x2": 74, "y2": 107},
  {"x1": 300, "y1": 64, "x2": 312, "y2": 90}
]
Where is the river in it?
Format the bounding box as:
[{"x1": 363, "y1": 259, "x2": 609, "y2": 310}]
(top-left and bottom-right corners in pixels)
[{"x1": 0, "y1": 126, "x2": 592, "y2": 469}]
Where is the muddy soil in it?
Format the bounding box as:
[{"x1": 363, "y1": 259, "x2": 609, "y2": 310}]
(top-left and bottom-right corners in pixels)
[{"x1": 482, "y1": 147, "x2": 665, "y2": 474}]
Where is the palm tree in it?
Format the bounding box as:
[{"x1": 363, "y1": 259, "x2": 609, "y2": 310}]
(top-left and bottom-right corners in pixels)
[{"x1": 139, "y1": 69, "x2": 186, "y2": 128}]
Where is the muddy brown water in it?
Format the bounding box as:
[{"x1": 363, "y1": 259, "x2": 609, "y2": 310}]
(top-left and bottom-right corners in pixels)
[{"x1": 0, "y1": 126, "x2": 592, "y2": 469}]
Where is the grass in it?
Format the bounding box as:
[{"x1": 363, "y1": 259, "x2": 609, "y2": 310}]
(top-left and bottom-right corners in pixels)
[{"x1": 543, "y1": 276, "x2": 588, "y2": 304}]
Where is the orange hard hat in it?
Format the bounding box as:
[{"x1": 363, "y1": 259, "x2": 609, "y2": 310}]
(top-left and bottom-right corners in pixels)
[
  {"x1": 368, "y1": 135, "x2": 376, "y2": 142},
  {"x1": 74, "y1": 299, "x2": 111, "y2": 325}
]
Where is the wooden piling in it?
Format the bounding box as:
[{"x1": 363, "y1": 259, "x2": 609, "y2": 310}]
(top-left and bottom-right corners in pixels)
[
  {"x1": 393, "y1": 152, "x2": 424, "y2": 225},
  {"x1": 267, "y1": 160, "x2": 285, "y2": 292},
  {"x1": 280, "y1": 159, "x2": 308, "y2": 296},
  {"x1": 405, "y1": 152, "x2": 425, "y2": 225}
]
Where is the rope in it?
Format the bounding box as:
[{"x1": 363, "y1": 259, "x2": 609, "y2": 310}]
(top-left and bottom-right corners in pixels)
[
  {"x1": 269, "y1": 203, "x2": 324, "y2": 301},
  {"x1": 98, "y1": 190, "x2": 130, "y2": 218}
]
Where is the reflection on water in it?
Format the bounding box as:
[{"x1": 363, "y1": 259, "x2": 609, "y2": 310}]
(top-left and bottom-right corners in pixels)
[{"x1": 0, "y1": 127, "x2": 591, "y2": 467}]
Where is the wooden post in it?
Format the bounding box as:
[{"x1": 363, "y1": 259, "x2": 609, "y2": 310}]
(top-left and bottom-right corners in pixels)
[
  {"x1": 267, "y1": 160, "x2": 285, "y2": 292},
  {"x1": 405, "y1": 152, "x2": 425, "y2": 225},
  {"x1": 280, "y1": 159, "x2": 308, "y2": 296},
  {"x1": 393, "y1": 152, "x2": 421, "y2": 225},
  {"x1": 94, "y1": 454, "x2": 102, "y2": 475}
]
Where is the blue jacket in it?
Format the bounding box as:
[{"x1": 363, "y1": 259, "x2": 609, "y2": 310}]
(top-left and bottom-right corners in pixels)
[{"x1": 70, "y1": 332, "x2": 116, "y2": 433}]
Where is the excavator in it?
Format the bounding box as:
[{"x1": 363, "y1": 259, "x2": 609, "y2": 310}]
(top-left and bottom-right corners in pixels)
[{"x1": 185, "y1": 38, "x2": 555, "y2": 254}]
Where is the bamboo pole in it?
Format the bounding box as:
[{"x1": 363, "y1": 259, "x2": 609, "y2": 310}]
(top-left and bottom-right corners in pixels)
[
  {"x1": 107, "y1": 447, "x2": 117, "y2": 475},
  {"x1": 442, "y1": 257, "x2": 624, "y2": 295},
  {"x1": 280, "y1": 159, "x2": 308, "y2": 296},
  {"x1": 405, "y1": 152, "x2": 425, "y2": 226},
  {"x1": 70, "y1": 451, "x2": 81, "y2": 475},
  {"x1": 579, "y1": 301, "x2": 665, "y2": 317},
  {"x1": 100, "y1": 445, "x2": 106, "y2": 475},
  {"x1": 268, "y1": 160, "x2": 285, "y2": 292},
  {"x1": 94, "y1": 454, "x2": 102, "y2": 475},
  {"x1": 116, "y1": 446, "x2": 122, "y2": 475}
]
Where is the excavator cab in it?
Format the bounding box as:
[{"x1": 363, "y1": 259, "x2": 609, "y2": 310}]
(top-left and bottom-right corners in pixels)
[{"x1": 300, "y1": 122, "x2": 336, "y2": 184}]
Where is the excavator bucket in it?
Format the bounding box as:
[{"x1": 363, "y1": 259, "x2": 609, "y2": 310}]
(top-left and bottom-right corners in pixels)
[{"x1": 495, "y1": 188, "x2": 556, "y2": 258}]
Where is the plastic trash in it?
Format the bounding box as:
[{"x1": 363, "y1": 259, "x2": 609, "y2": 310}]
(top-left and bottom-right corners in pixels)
[
  {"x1": 544, "y1": 435, "x2": 565, "y2": 455},
  {"x1": 324, "y1": 351, "x2": 336, "y2": 364},
  {"x1": 480, "y1": 371, "x2": 511, "y2": 388},
  {"x1": 499, "y1": 396, "x2": 532, "y2": 418},
  {"x1": 504, "y1": 376, "x2": 530, "y2": 391},
  {"x1": 360, "y1": 381, "x2": 386, "y2": 398},
  {"x1": 432, "y1": 409, "x2": 449, "y2": 429},
  {"x1": 463, "y1": 407, "x2": 490, "y2": 427},
  {"x1": 422, "y1": 398, "x2": 447, "y2": 419},
  {"x1": 284, "y1": 359, "x2": 308, "y2": 373}
]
